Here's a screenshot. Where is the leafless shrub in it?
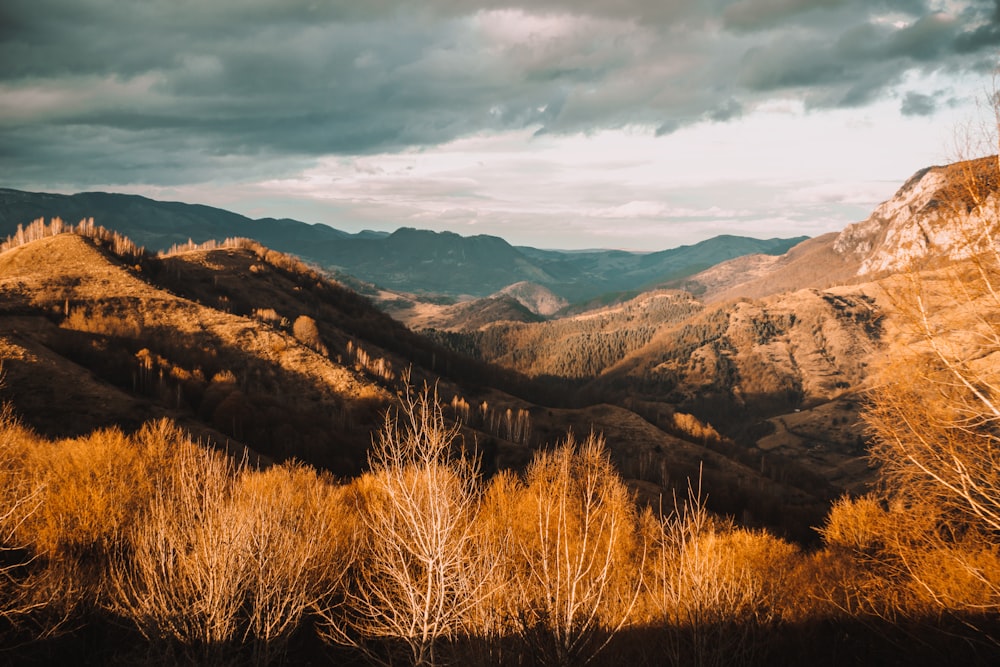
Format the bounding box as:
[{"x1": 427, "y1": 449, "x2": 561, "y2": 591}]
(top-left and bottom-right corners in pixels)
[
  {"x1": 643, "y1": 478, "x2": 798, "y2": 667},
  {"x1": 111, "y1": 441, "x2": 247, "y2": 664},
  {"x1": 236, "y1": 462, "x2": 354, "y2": 666},
  {"x1": 0, "y1": 406, "x2": 46, "y2": 623},
  {"x1": 292, "y1": 315, "x2": 327, "y2": 356},
  {"x1": 324, "y1": 383, "x2": 493, "y2": 667},
  {"x1": 511, "y1": 432, "x2": 645, "y2": 667},
  {"x1": 863, "y1": 150, "x2": 1000, "y2": 616},
  {"x1": 252, "y1": 308, "x2": 281, "y2": 324}
]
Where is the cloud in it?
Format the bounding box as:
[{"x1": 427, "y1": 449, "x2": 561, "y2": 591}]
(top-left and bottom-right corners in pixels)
[
  {"x1": 590, "y1": 201, "x2": 750, "y2": 219},
  {"x1": 708, "y1": 98, "x2": 745, "y2": 122},
  {"x1": 723, "y1": 0, "x2": 850, "y2": 32},
  {"x1": 0, "y1": 1, "x2": 995, "y2": 190},
  {"x1": 900, "y1": 90, "x2": 937, "y2": 116}
]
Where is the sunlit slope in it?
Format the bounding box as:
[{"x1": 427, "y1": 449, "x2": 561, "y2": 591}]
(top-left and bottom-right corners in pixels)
[{"x1": 0, "y1": 234, "x2": 391, "y2": 472}]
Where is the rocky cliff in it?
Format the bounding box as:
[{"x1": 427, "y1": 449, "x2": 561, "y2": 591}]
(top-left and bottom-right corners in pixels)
[{"x1": 834, "y1": 156, "x2": 999, "y2": 275}]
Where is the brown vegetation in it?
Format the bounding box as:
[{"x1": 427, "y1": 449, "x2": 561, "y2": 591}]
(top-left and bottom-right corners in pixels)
[
  {"x1": 3, "y1": 151, "x2": 1000, "y2": 665},
  {"x1": 0, "y1": 381, "x2": 997, "y2": 665}
]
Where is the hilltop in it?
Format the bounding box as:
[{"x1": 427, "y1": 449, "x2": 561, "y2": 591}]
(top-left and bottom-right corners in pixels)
[{"x1": 674, "y1": 156, "x2": 1000, "y2": 303}]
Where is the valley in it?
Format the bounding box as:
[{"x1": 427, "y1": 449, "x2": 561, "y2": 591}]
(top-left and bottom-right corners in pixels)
[
  {"x1": 0, "y1": 157, "x2": 995, "y2": 542},
  {"x1": 1, "y1": 156, "x2": 999, "y2": 664},
  {"x1": 6, "y1": 1, "x2": 1000, "y2": 662}
]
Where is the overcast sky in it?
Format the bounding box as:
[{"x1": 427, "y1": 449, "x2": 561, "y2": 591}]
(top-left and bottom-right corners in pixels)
[{"x1": 1, "y1": 1, "x2": 997, "y2": 249}]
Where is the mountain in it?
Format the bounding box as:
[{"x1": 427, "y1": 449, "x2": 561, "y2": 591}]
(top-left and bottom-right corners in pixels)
[
  {"x1": 255, "y1": 226, "x2": 807, "y2": 302},
  {"x1": 677, "y1": 156, "x2": 1000, "y2": 303},
  {"x1": 426, "y1": 290, "x2": 704, "y2": 378},
  {"x1": 498, "y1": 281, "x2": 568, "y2": 316},
  {"x1": 0, "y1": 231, "x2": 396, "y2": 473},
  {"x1": 308, "y1": 227, "x2": 559, "y2": 297},
  {"x1": 0, "y1": 188, "x2": 355, "y2": 255},
  {"x1": 833, "y1": 156, "x2": 998, "y2": 275},
  {"x1": 0, "y1": 187, "x2": 805, "y2": 304},
  {"x1": 3, "y1": 156, "x2": 996, "y2": 542},
  {"x1": 385, "y1": 293, "x2": 546, "y2": 332},
  {"x1": 0, "y1": 224, "x2": 836, "y2": 540},
  {"x1": 426, "y1": 156, "x2": 1000, "y2": 512},
  {"x1": 376, "y1": 281, "x2": 566, "y2": 332}
]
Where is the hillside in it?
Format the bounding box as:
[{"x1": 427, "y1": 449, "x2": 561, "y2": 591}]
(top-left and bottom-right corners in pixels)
[
  {"x1": 426, "y1": 290, "x2": 703, "y2": 378},
  {"x1": 0, "y1": 233, "x2": 395, "y2": 473},
  {"x1": 0, "y1": 187, "x2": 366, "y2": 256},
  {"x1": 379, "y1": 281, "x2": 566, "y2": 331},
  {"x1": 425, "y1": 156, "x2": 1000, "y2": 517},
  {"x1": 0, "y1": 225, "x2": 831, "y2": 540},
  {"x1": 3, "y1": 156, "x2": 997, "y2": 544},
  {"x1": 312, "y1": 229, "x2": 805, "y2": 301}
]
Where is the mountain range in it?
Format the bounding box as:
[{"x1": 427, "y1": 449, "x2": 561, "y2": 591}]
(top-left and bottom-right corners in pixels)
[
  {"x1": 0, "y1": 156, "x2": 996, "y2": 541},
  {"x1": 0, "y1": 187, "x2": 804, "y2": 303}
]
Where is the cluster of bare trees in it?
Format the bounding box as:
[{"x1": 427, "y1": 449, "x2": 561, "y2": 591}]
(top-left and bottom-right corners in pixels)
[
  {"x1": 10, "y1": 162, "x2": 1000, "y2": 660},
  {"x1": 0, "y1": 216, "x2": 145, "y2": 260},
  {"x1": 346, "y1": 340, "x2": 397, "y2": 383},
  {"x1": 313, "y1": 385, "x2": 646, "y2": 666},
  {"x1": 1, "y1": 384, "x2": 821, "y2": 666}
]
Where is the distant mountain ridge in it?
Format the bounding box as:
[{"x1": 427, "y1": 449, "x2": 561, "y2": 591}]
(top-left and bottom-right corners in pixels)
[
  {"x1": 4, "y1": 156, "x2": 997, "y2": 542},
  {"x1": 0, "y1": 188, "x2": 358, "y2": 255},
  {"x1": 0, "y1": 187, "x2": 806, "y2": 304}
]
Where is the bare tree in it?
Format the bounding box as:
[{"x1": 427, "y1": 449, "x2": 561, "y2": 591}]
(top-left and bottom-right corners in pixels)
[
  {"x1": 111, "y1": 441, "x2": 249, "y2": 664},
  {"x1": 864, "y1": 116, "x2": 1000, "y2": 611},
  {"x1": 512, "y1": 432, "x2": 644, "y2": 667},
  {"x1": 644, "y1": 479, "x2": 792, "y2": 667},
  {"x1": 237, "y1": 463, "x2": 353, "y2": 666},
  {"x1": 0, "y1": 405, "x2": 48, "y2": 625},
  {"x1": 867, "y1": 157, "x2": 1000, "y2": 533},
  {"x1": 332, "y1": 383, "x2": 493, "y2": 667}
]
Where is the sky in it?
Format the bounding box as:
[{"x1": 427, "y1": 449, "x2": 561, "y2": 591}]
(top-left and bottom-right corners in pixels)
[{"x1": 1, "y1": 1, "x2": 998, "y2": 250}]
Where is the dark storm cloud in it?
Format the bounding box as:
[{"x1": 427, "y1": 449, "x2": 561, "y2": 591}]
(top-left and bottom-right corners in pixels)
[
  {"x1": 708, "y1": 98, "x2": 745, "y2": 122},
  {"x1": 0, "y1": 0, "x2": 994, "y2": 187},
  {"x1": 900, "y1": 91, "x2": 937, "y2": 116}
]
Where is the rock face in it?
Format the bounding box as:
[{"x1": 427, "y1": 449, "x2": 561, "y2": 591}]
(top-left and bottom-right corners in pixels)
[{"x1": 834, "y1": 157, "x2": 1000, "y2": 276}]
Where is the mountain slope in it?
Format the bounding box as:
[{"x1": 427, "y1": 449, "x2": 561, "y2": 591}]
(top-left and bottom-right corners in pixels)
[
  {"x1": 680, "y1": 156, "x2": 1000, "y2": 303},
  {"x1": 673, "y1": 233, "x2": 863, "y2": 303},
  {"x1": 310, "y1": 227, "x2": 560, "y2": 297},
  {"x1": 0, "y1": 188, "x2": 353, "y2": 255},
  {"x1": 498, "y1": 281, "x2": 569, "y2": 316},
  {"x1": 0, "y1": 228, "x2": 838, "y2": 539},
  {"x1": 0, "y1": 233, "x2": 397, "y2": 472},
  {"x1": 834, "y1": 156, "x2": 999, "y2": 275},
  {"x1": 426, "y1": 290, "x2": 704, "y2": 378}
]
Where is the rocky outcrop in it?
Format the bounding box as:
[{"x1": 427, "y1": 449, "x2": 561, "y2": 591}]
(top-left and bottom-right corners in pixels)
[{"x1": 835, "y1": 157, "x2": 1000, "y2": 276}]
